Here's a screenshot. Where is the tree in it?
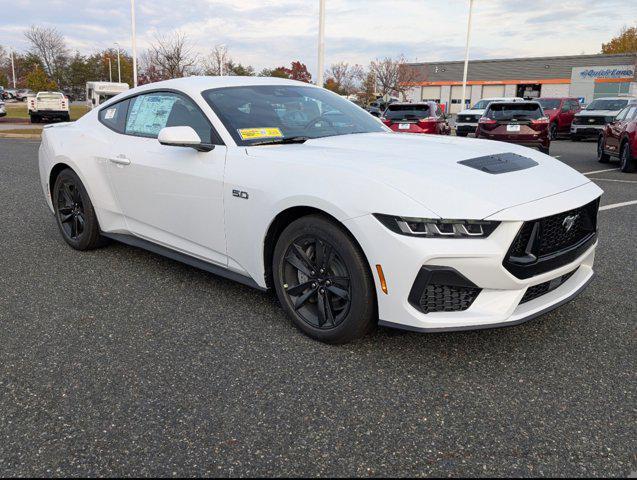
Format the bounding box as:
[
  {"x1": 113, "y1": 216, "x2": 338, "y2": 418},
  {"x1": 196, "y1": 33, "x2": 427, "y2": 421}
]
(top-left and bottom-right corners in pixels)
[
  {"x1": 259, "y1": 67, "x2": 291, "y2": 78},
  {"x1": 24, "y1": 25, "x2": 68, "y2": 85},
  {"x1": 287, "y1": 61, "x2": 312, "y2": 83},
  {"x1": 358, "y1": 70, "x2": 378, "y2": 106},
  {"x1": 602, "y1": 26, "x2": 637, "y2": 54},
  {"x1": 146, "y1": 32, "x2": 197, "y2": 80},
  {"x1": 369, "y1": 55, "x2": 418, "y2": 100},
  {"x1": 204, "y1": 45, "x2": 230, "y2": 76},
  {"x1": 325, "y1": 62, "x2": 364, "y2": 95},
  {"x1": 26, "y1": 66, "x2": 57, "y2": 92},
  {"x1": 225, "y1": 61, "x2": 255, "y2": 76}
]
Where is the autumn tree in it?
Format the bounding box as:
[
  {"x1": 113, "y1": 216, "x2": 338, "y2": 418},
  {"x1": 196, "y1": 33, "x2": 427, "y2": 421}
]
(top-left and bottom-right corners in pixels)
[
  {"x1": 358, "y1": 70, "x2": 378, "y2": 106},
  {"x1": 369, "y1": 55, "x2": 418, "y2": 100},
  {"x1": 26, "y1": 66, "x2": 57, "y2": 92},
  {"x1": 24, "y1": 25, "x2": 69, "y2": 85},
  {"x1": 602, "y1": 26, "x2": 637, "y2": 54},
  {"x1": 259, "y1": 67, "x2": 290, "y2": 78},
  {"x1": 324, "y1": 62, "x2": 364, "y2": 95}
]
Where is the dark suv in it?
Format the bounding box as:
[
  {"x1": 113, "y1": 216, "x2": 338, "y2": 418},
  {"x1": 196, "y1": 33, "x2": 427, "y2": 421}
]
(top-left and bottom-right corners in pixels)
[{"x1": 475, "y1": 101, "x2": 550, "y2": 154}]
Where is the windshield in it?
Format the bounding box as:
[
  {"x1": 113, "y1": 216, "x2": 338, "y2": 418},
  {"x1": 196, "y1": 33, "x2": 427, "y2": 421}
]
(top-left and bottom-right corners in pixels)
[
  {"x1": 203, "y1": 85, "x2": 386, "y2": 145},
  {"x1": 536, "y1": 99, "x2": 561, "y2": 110},
  {"x1": 384, "y1": 104, "x2": 430, "y2": 120},
  {"x1": 586, "y1": 99, "x2": 629, "y2": 111},
  {"x1": 486, "y1": 103, "x2": 542, "y2": 120}
]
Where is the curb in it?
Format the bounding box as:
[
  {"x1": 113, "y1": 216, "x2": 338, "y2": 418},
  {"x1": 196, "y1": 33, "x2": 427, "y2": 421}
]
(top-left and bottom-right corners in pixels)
[{"x1": 0, "y1": 133, "x2": 42, "y2": 139}]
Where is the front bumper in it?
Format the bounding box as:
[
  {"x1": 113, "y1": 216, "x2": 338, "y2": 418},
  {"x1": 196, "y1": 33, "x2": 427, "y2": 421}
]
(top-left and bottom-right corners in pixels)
[
  {"x1": 455, "y1": 123, "x2": 477, "y2": 134},
  {"x1": 344, "y1": 183, "x2": 601, "y2": 332},
  {"x1": 570, "y1": 125, "x2": 604, "y2": 138}
]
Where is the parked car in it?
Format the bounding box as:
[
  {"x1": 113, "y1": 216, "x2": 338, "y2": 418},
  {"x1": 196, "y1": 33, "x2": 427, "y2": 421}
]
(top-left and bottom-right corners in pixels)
[
  {"x1": 381, "y1": 101, "x2": 451, "y2": 135},
  {"x1": 367, "y1": 97, "x2": 398, "y2": 117},
  {"x1": 28, "y1": 91, "x2": 70, "y2": 123},
  {"x1": 455, "y1": 97, "x2": 524, "y2": 137},
  {"x1": 597, "y1": 102, "x2": 637, "y2": 173},
  {"x1": 38, "y1": 77, "x2": 602, "y2": 344},
  {"x1": 0, "y1": 99, "x2": 6, "y2": 118},
  {"x1": 570, "y1": 97, "x2": 636, "y2": 141},
  {"x1": 536, "y1": 97, "x2": 582, "y2": 140},
  {"x1": 475, "y1": 101, "x2": 550, "y2": 154},
  {"x1": 15, "y1": 89, "x2": 34, "y2": 102},
  {"x1": 3, "y1": 88, "x2": 17, "y2": 100}
]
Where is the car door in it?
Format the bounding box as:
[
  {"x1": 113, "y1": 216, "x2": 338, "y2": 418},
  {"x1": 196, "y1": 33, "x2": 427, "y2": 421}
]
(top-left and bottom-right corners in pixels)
[
  {"x1": 557, "y1": 100, "x2": 573, "y2": 132},
  {"x1": 606, "y1": 106, "x2": 631, "y2": 154},
  {"x1": 106, "y1": 91, "x2": 228, "y2": 266}
]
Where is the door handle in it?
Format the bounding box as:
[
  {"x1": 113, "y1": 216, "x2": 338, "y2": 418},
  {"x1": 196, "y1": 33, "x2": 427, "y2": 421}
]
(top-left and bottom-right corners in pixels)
[{"x1": 109, "y1": 154, "x2": 131, "y2": 166}]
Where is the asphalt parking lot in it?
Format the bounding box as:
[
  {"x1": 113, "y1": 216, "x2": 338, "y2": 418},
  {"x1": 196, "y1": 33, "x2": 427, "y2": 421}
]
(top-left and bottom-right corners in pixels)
[{"x1": 0, "y1": 138, "x2": 635, "y2": 477}]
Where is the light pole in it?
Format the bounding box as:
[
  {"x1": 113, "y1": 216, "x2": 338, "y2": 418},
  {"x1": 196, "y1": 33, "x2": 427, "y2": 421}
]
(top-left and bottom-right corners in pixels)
[
  {"x1": 217, "y1": 44, "x2": 227, "y2": 76},
  {"x1": 317, "y1": 0, "x2": 325, "y2": 87},
  {"x1": 10, "y1": 47, "x2": 16, "y2": 89},
  {"x1": 108, "y1": 57, "x2": 112, "y2": 82},
  {"x1": 130, "y1": 0, "x2": 138, "y2": 87},
  {"x1": 115, "y1": 42, "x2": 121, "y2": 83},
  {"x1": 460, "y1": 0, "x2": 474, "y2": 112}
]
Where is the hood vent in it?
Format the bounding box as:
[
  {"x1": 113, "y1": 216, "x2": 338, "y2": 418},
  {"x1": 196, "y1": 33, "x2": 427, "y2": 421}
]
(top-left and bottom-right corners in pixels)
[{"x1": 458, "y1": 153, "x2": 538, "y2": 174}]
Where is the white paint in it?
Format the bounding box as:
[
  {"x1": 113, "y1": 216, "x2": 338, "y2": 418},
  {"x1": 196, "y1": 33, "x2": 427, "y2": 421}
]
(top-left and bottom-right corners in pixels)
[
  {"x1": 582, "y1": 167, "x2": 619, "y2": 175},
  {"x1": 599, "y1": 200, "x2": 637, "y2": 211}
]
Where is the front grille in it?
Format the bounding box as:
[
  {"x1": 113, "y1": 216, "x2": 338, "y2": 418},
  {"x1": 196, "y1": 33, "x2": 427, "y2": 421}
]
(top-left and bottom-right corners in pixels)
[
  {"x1": 573, "y1": 116, "x2": 606, "y2": 126},
  {"x1": 457, "y1": 114, "x2": 478, "y2": 123},
  {"x1": 418, "y1": 284, "x2": 481, "y2": 313},
  {"x1": 520, "y1": 269, "x2": 578, "y2": 304},
  {"x1": 504, "y1": 198, "x2": 599, "y2": 279}
]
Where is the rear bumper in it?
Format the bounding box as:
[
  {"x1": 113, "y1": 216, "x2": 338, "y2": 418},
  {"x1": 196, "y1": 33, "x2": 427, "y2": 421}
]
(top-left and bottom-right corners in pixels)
[
  {"x1": 30, "y1": 110, "x2": 69, "y2": 117},
  {"x1": 476, "y1": 134, "x2": 549, "y2": 149}
]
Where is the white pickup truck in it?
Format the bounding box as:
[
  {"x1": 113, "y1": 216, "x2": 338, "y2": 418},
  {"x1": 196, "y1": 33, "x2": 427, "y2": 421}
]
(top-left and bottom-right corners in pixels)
[{"x1": 28, "y1": 92, "x2": 70, "y2": 123}]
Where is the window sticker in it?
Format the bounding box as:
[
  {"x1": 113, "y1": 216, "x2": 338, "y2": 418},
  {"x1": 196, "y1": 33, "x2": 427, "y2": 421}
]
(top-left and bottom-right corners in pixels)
[
  {"x1": 104, "y1": 108, "x2": 117, "y2": 120},
  {"x1": 238, "y1": 127, "x2": 283, "y2": 140},
  {"x1": 126, "y1": 94, "x2": 178, "y2": 137}
]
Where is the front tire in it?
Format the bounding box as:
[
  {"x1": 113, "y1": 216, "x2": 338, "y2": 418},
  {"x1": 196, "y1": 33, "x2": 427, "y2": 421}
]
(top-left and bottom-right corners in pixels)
[
  {"x1": 53, "y1": 169, "x2": 107, "y2": 250},
  {"x1": 549, "y1": 123, "x2": 558, "y2": 140},
  {"x1": 619, "y1": 142, "x2": 636, "y2": 173},
  {"x1": 597, "y1": 136, "x2": 610, "y2": 163},
  {"x1": 273, "y1": 215, "x2": 376, "y2": 344}
]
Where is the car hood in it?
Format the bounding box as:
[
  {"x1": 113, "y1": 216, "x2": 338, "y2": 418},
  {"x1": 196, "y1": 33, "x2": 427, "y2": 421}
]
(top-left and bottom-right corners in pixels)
[
  {"x1": 575, "y1": 109, "x2": 621, "y2": 117},
  {"x1": 246, "y1": 132, "x2": 591, "y2": 219}
]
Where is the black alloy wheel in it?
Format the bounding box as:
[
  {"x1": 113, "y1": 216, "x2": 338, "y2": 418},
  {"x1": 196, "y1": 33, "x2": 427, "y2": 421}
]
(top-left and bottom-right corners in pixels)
[
  {"x1": 281, "y1": 236, "x2": 351, "y2": 330},
  {"x1": 620, "y1": 142, "x2": 636, "y2": 173},
  {"x1": 273, "y1": 215, "x2": 376, "y2": 343},
  {"x1": 549, "y1": 123, "x2": 558, "y2": 141},
  {"x1": 597, "y1": 136, "x2": 610, "y2": 163},
  {"x1": 53, "y1": 169, "x2": 107, "y2": 250}
]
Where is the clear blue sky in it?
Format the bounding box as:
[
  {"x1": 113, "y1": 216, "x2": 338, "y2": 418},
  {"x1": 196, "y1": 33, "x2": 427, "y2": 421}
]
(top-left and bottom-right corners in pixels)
[{"x1": 1, "y1": 0, "x2": 634, "y2": 75}]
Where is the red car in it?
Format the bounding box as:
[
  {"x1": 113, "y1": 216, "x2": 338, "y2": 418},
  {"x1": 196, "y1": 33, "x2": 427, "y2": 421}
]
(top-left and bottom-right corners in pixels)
[
  {"x1": 536, "y1": 97, "x2": 582, "y2": 140},
  {"x1": 597, "y1": 102, "x2": 637, "y2": 173},
  {"x1": 475, "y1": 101, "x2": 550, "y2": 154},
  {"x1": 382, "y1": 102, "x2": 451, "y2": 135}
]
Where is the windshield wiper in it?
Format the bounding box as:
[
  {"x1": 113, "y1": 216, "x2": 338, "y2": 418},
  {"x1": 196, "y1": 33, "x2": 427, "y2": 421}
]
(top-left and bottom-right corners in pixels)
[{"x1": 249, "y1": 136, "x2": 310, "y2": 146}]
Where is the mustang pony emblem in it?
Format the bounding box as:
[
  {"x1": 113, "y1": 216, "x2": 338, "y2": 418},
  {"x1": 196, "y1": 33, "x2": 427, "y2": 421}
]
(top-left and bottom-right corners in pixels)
[{"x1": 562, "y1": 214, "x2": 579, "y2": 232}]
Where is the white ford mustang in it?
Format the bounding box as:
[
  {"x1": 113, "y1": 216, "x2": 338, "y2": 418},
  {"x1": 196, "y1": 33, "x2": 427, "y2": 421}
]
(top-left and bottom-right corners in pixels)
[{"x1": 39, "y1": 76, "x2": 602, "y2": 343}]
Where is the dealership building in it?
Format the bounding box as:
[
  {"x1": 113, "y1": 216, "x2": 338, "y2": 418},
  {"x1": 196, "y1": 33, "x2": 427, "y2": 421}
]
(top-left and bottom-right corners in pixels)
[{"x1": 404, "y1": 53, "x2": 637, "y2": 113}]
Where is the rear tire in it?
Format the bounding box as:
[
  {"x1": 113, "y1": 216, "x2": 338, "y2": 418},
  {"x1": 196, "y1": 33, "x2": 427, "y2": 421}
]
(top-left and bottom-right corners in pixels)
[
  {"x1": 272, "y1": 215, "x2": 376, "y2": 344},
  {"x1": 597, "y1": 136, "x2": 610, "y2": 163},
  {"x1": 53, "y1": 169, "x2": 108, "y2": 250},
  {"x1": 30, "y1": 114, "x2": 39, "y2": 124},
  {"x1": 619, "y1": 142, "x2": 636, "y2": 173}
]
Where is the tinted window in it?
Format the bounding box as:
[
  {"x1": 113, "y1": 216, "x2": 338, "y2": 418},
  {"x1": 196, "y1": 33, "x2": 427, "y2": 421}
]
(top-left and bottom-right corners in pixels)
[
  {"x1": 385, "y1": 104, "x2": 430, "y2": 120},
  {"x1": 624, "y1": 106, "x2": 637, "y2": 121},
  {"x1": 536, "y1": 99, "x2": 561, "y2": 110},
  {"x1": 98, "y1": 99, "x2": 130, "y2": 133},
  {"x1": 125, "y1": 92, "x2": 215, "y2": 143},
  {"x1": 203, "y1": 85, "x2": 385, "y2": 146},
  {"x1": 486, "y1": 103, "x2": 542, "y2": 120},
  {"x1": 472, "y1": 99, "x2": 494, "y2": 109},
  {"x1": 586, "y1": 99, "x2": 628, "y2": 111}
]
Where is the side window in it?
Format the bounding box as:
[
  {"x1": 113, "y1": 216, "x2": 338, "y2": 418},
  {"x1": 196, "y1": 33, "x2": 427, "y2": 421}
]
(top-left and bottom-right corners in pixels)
[
  {"x1": 125, "y1": 92, "x2": 217, "y2": 143},
  {"x1": 98, "y1": 99, "x2": 130, "y2": 133},
  {"x1": 626, "y1": 106, "x2": 637, "y2": 121}
]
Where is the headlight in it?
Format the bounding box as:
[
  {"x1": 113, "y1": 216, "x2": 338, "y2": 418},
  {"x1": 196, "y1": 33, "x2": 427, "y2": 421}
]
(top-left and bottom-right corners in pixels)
[
  {"x1": 605, "y1": 116, "x2": 616, "y2": 123},
  {"x1": 373, "y1": 214, "x2": 500, "y2": 238}
]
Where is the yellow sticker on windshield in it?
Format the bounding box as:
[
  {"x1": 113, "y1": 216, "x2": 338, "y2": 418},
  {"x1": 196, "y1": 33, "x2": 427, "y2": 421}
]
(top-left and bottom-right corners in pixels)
[{"x1": 238, "y1": 127, "x2": 283, "y2": 140}]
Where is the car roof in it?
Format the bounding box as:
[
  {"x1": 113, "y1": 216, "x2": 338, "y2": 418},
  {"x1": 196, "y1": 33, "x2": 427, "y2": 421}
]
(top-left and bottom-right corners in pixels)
[{"x1": 125, "y1": 76, "x2": 317, "y2": 98}]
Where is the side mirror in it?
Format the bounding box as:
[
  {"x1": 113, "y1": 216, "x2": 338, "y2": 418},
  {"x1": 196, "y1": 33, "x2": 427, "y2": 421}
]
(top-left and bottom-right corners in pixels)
[{"x1": 158, "y1": 126, "x2": 214, "y2": 152}]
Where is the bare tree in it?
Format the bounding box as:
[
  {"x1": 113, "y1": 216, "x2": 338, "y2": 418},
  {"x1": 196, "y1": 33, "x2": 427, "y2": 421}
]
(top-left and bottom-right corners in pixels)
[
  {"x1": 369, "y1": 55, "x2": 419, "y2": 100},
  {"x1": 204, "y1": 45, "x2": 230, "y2": 76},
  {"x1": 24, "y1": 25, "x2": 68, "y2": 83},
  {"x1": 325, "y1": 62, "x2": 364, "y2": 95},
  {"x1": 146, "y1": 32, "x2": 198, "y2": 79}
]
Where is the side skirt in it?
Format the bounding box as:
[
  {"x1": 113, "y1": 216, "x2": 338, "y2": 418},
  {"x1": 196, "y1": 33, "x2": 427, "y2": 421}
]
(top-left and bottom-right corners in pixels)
[{"x1": 102, "y1": 232, "x2": 267, "y2": 291}]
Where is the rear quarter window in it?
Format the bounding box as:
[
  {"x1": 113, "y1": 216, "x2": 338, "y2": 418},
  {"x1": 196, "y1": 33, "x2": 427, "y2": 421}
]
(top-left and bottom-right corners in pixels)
[
  {"x1": 486, "y1": 103, "x2": 542, "y2": 120},
  {"x1": 98, "y1": 99, "x2": 130, "y2": 133}
]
